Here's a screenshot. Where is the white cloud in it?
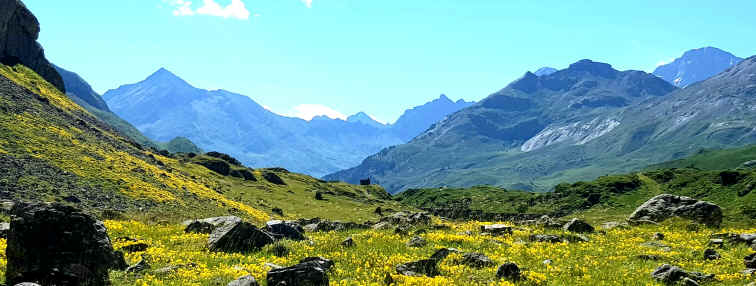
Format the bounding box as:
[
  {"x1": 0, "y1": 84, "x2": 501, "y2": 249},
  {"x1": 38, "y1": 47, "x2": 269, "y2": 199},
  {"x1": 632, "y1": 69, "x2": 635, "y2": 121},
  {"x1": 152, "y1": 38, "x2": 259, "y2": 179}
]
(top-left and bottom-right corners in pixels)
[
  {"x1": 288, "y1": 104, "x2": 347, "y2": 121},
  {"x1": 301, "y1": 0, "x2": 313, "y2": 8},
  {"x1": 167, "y1": 0, "x2": 250, "y2": 20}
]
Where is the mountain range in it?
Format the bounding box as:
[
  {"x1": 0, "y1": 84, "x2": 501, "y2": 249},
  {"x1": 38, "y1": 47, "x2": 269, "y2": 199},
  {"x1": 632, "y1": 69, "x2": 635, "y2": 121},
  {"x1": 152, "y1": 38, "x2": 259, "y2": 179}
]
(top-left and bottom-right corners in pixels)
[
  {"x1": 102, "y1": 69, "x2": 473, "y2": 176},
  {"x1": 326, "y1": 54, "x2": 756, "y2": 193},
  {"x1": 653, "y1": 46, "x2": 742, "y2": 88}
]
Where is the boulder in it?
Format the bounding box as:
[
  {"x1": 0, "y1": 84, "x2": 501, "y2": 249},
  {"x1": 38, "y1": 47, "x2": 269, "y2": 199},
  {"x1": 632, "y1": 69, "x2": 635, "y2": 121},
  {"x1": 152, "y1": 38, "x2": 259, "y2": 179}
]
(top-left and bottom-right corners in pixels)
[
  {"x1": 227, "y1": 275, "x2": 259, "y2": 286},
  {"x1": 480, "y1": 224, "x2": 513, "y2": 236},
  {"x1": 0, "y1": 0, "x2": 65, "y2": 93},
  {"x1": 651, "y1": 264, "x2": 714, "y2": 284},
  {"x1": 628, "y1": 194, "x2": 723, "y2": 226},
  {"x1": 707, "y1": 239, "x2": 724, "y2": 247},
  {"x1": 266, "y1": 258, "x2": 331, "y2": 286},
  {"x1": 746, "y1": 253, "x2": 756, "y2": 269},
  {"x1": 5, "y1": 202, "x2": 123, "y2": 286},
  {"x1": 600, "y1": 221, "x2": 629, "y2": 230},
  {"x1": 120, "y1": 242, "x2": 149, "y2": 253},
  {"x1": 262, "y1": 172, "x2": 286, "y2": 185},
  {"x1": 429, "y1": 248, "x2": 461, "y2": 261},
  {"x1": 208, "y1": 221, "x2": 275, "y2": 252},
  {"x1": 406, "y1": 236, "x2": 427, "y2": 248},
  {"x1": 703, "y1": 249, "x2": 720, "y2": 260},
  {"x1": 303, "y1": 220, "x2": 370, "y2": 232},
  {"x1": 125, "y1": 256, "x2": 150, "y2": 273},
  {"x1": 653, "y1": 232, "x2": 665, "y2": 240},
  {"x1": 496, "y1": 262, "x2": 521, "y2": 280},
  {"x1": 183, "y1": 216, "x2": 242, "y2": 234},
  {"x1": 461, "y1": 252, "x2": 495, "y2": 268},
  {"x1": 562, "y1": 218, "x2": 594, "y2": 233},
  {"x1": 0, "y1": 222, "x2": 9, "y2": 238},
  {"x1": 395, "y1": 259, "x2": 439, "y2": 277},
  {"x1": 529, "y1": 234, "x2": 563, "y2": 243},
  {"x1": 341, "y1": 237, "x2": 355, "y2": 247},
  {"x1": 265, "y1": 220, "x2": 306, "y2": 241}
]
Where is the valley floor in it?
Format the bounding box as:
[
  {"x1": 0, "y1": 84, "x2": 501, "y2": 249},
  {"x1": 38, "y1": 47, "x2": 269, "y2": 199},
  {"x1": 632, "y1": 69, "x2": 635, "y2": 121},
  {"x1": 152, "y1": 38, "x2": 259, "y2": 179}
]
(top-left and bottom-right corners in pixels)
[{"x1": 1, "y1": 219, "x2": 752, "y2": 285}]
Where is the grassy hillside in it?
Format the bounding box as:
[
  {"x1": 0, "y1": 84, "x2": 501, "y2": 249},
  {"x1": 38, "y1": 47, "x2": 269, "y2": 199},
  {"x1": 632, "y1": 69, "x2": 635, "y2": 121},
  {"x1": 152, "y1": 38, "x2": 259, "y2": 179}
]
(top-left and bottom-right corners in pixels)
[
  {"x1": 0, "y1": 64, "x2": 403, "y2": 224},
  {"x1": 397, "y1": 168, "x2": 756, "y2": 226},
  {"x1": 647, "y1": 144, "x2": 756, "y2": 170}
]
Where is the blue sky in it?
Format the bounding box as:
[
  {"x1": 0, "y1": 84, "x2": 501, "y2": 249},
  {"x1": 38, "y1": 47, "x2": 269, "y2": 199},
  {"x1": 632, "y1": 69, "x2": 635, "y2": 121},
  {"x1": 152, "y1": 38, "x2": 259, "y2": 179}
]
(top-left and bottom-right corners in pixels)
[{"x1": 24, "y1": 0, "x2": 756, "y2": 123}]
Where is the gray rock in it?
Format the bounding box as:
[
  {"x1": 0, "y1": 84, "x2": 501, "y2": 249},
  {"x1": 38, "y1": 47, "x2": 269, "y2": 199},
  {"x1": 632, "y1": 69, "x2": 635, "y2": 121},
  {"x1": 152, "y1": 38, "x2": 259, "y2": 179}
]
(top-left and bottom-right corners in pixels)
[
  {"x1": 126, "y1": 256, "x2": 150, "y2": 273},
  {"x1": 407, "y1": 236, "x2": 427, "y2": 247},
  {"x1": 121, "y1": 242, "x2": 149, "y2": 253},
  {"x1": 13, "y1": 283, "x2": 41, "y2": 286},
  {"x1": 0, "y1": 222, "x2": 9, "y2": 238},
  {"x1": 429, "y1": 248, "x2": 461, "y2": 261},
  {"x1": 5, "y1": 202, "x2": 123, "y2": 286},
  {"x1": 341, "y1": 237, "x2": 355, "y2": 247},
  {"x1": 496, "y1": 262, "x2": 521, "y2": 280},
  {"x1": 529, "y1": 234, "x2": 563, "y2": 243},
  {"x1": 703, "y1": 249, "x2": 720, "y2": 260},
  {"x1": 0, "y1": 0, "x2": 65, "y2": 93},
  {"x1": 653, "y1": 232, "x2": 665, "y2": 240},
  {"x1": 379, "y1": 212, "x2": 431, "y2": 227},
  {"x1": 184, "y1": 216, "x2": 242, "y2": 234},
  {"x1": 542, "y1": 259, "x2": 553, "y2": 265},
  {"x1": 461, "y1": 252, "x2": 495, "y2": 268},
  {"x1": 227, "y1": 275, "x2": 259, "y2": 286},
  {"x1": 267, "y1": 259, "x2": 330, "y2": 286},
  {"x1": 681, "y1": 277, "x2": 699, "y2": 286},
  {"x1": 651, "y1": 264, "x2": 714, "y2": 284},
  {"x1": 265, "y1": 220, "x2": 306, "y2": 241},
  {"x1": 480, "y1": 224, "x2": 513, "y2": 236},
  {"x1": 741, "y1": 268, "x2": 755, "y2": 276},
  {"x1": 746, "y1": 253, "x2": 756, "y2": 268},
  {"x1": 299, "y1": 257, "x2": 334, "y2": 271},
  {"x1": 707, "y1": 239, "x2": 724, "y2": 247},
  {"x1": 396, "y1": 259, "x2": 439, "y2": 277},
  {"x1": 208, "y1": 221, "x2": 275, "y2": 252},
  {"x1": 600, "y1": 221, "x2": 628, "y2": 230},
  {"x1": 563, "y1": 218, "x2": 594, "y2": 233},
  {"x1": 628, "y1": 194, "x2": 723, "y2": 226},
  {"x1": 636, "y1": 255, "x2": 660, "y2": 261},
  {"x1": 641, "y1": 241, "x2": 672, "y2": 252}
]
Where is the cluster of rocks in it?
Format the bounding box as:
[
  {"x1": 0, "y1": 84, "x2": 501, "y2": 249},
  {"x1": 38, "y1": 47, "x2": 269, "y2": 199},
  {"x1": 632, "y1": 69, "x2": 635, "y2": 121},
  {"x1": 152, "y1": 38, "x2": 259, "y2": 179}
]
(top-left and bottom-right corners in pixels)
[
  {"x1": 394, "y1": 247, "x2": 520, "y2": 281},
  {"x1": 628, "y1": 194, "x2": 723, "y2": 227},
  {"x1": 182, "y1": 216, "x2": 308, "y2": 253}
]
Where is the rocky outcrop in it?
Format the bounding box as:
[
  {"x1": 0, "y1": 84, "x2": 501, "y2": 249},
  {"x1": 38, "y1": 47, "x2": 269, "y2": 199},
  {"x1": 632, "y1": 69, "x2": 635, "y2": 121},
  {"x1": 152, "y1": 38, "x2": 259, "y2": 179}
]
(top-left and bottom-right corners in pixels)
[
  {"x1": 563, "y1": 218, "x2": 594, "y2": 233},
  {"x1": 208, "y1": 220, "x2": 275, "y2": 253},
  {"x1": 264, "y1": 220, "x2": 306, "y2": 241},
  {"x1": 628, "y1": 194, "x2": 723, "y2": 226},
  {"x1": 5, "y1": 202, "x2": 124, "y2": 286},
  {"x1": 0, "y1": 0, "x2": 64, "y2": 93}
]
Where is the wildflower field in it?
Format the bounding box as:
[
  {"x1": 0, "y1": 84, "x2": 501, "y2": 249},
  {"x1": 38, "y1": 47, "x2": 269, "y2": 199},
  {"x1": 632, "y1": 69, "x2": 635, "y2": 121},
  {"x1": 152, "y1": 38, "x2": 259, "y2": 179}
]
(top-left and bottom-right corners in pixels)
[{"x1": 1, "y1": 219, "x2": 752, "y2": 286}]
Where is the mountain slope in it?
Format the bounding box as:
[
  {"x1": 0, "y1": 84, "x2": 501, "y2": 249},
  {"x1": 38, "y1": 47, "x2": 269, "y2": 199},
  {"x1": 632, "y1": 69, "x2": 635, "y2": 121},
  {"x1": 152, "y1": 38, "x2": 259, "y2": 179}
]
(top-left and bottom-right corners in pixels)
[
  {"x1": 647, "y1": 144, "x2": 756, "y2": 171},
  {"x1": 390, "y1": 94, "x2": 474, "y2": 142},
  {"x1": 347, "y1": 112, "x2": 386, "y2": 129},
  {"x1": 653, "y1": 47, "x2": 742, "y2": 88}
]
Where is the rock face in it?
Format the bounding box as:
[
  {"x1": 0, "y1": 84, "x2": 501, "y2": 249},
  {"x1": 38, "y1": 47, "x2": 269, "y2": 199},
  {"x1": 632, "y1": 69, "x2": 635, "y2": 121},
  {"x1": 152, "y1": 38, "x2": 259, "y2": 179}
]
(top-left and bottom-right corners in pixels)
[
  {"x1": 5, "y1": 202, "x2": 124, "y2": 286},
  {"x1": 266, "y1": 257, "x2": 332, "y2": 286},
  {"x1": 184, "y1": 216, "x2": 242, "y2": 234},
  {"x1": 651, "y1": 264, "x2": 714, "y2": 284},
  {"x1": 0, "y1": 0, "x2": 65, "y2": 93},
  {"x1": 628, "y1": 194, "x2": 723, "y2": 226},
  {"x1": 208, "y1": 221, "x2": 275, "y2": 252},
  {"x1": 563, "y1": 219, "x2": 594, "y2": 233}
]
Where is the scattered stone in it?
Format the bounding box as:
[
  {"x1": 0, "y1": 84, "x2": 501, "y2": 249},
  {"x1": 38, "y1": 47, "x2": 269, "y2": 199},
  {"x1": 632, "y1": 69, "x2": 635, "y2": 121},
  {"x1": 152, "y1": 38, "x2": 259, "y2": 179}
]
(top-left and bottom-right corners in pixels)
[
  {"x1": 430, "y1": 248, "x2": 461, "y2": 261},
  {"x1": 543, "y1": 259, "x2": 553, "y2": 265},
  {"x1": 628, "y1": 219, "x2": 660, "y2": 226},
  {"x1": 341, "y1": 237, "x2": 355, "y2": 247},
  {"x1": 13, "y1": 283, "x2": 42, "y2": 286},
  {"x1": 227, "y1": 275, "x2": 259, "y2": 286},
  {"x1": 461, "y1": 252, "x2": 496, "y2": 268},
  {"x1": 271, "y1": 207, "x2": 284, "y2": 216},
  {"x1": 407, "y1": 236, "x2": 427, "y2": 247},
  {"x1": 707, "y1": 239, "x2": 724, "y2": 247},
  {"x1": 396, "y1": 259, "x2": 439, "y2": 277},
  {"x1": 529, "y1": 234, "x2": 563, "y2": 243},
  {"x1": 681, "y1": 277, "x2": 699, "y2": 286},
  {"x1": 600, "y1": 221, "x2": 629, "y2": 230},
  {"x1": 740, "y1": 268, "x2": 755, "y2": 276},
  {"x1": 641, "y1": 241, "x2": 672, "y2": 252},
  {"x1": 535, "y1": 215, "x2": 565, "y2": 229},
  {"x1": 563, "y1": 218, "x2": 594, "y2": 233},
  {"x1": 562, "y1": 234, "x2": 590, "y2": 243},
  {"x1": 751, "y1": 242, "x2": 756, "y2": 251},
  {"x1": 126, "y1": 255, "x2": 151, "y2": 273},
  {"x1": 480, "y1": 224, "x2": 513, "y2": 236},
  {"x1": 637, "y1": 254, "x2": 661, "y2": 261},
  {"x1": 121, "y1": 242, "x2": 149, "y2": 253},
  {"x1": 0, "y1": 222, "x2": 9, "y2": 238},
  {"x1": 379, "y1": 212, "x2": 431, "y2": 227},
  {"x1": 746, "y1": 253, "x2": 756, "y2": 268},
  {"x1": 267, "y1": 259, "x2": 329, "y2": 286},
  {"x1": 184, "y1": 216, "x2": 242, "y2": 234},
  {"x1": 496, "y1": 262, "x2": 521, "y2": 280},
  {"x1": 628, "y1": 194, "x2": 723, "y2": 227},
  {"x1": 303, "y1": 219, "x2": 371, "y2": 232},
  {"x1": 208, "y1": 221, "x2": 275, "y2": 252},
  {"x1": 265, "y1": 263, "x2": 283, "y2": 270},
  {"x1": 653, "y1": 232, "x2": 665, "y2": 240},
  {"x1": 703, "y1": 249, "x2": 720, "y2": 260},
  {"x1": 153, "y1": 263, "x2": 197, "y2": 275},
  {"x1": 650, "y1": 264, "x2": 714, "y2": 284},
  {"x1": 5, "y1": 202, "x2": 125, "y2": 286},
  {"x1": 299, "y1": 257, "x2": 334, "y2": 270},
  {"x1": 394, "y1": 225, "x2": 410, "y2": 235},
  {"x1": 265, "y1": 220, "x2": 306, "y2": 241}
]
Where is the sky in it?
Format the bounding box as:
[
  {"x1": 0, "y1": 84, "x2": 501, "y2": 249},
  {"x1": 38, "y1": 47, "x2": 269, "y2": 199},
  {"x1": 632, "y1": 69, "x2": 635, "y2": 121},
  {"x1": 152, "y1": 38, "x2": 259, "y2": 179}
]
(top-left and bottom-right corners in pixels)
[{"x1": 23, "y1": 0, "x2": 756, "y2": 124}]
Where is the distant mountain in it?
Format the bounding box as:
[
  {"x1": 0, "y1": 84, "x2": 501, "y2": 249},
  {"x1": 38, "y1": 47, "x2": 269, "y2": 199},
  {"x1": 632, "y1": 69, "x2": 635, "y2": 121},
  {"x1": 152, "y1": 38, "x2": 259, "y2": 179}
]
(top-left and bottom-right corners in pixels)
[
  {"x1": 390, "y1": 94, "x2": 474, "y2": 142},
  {"x1": 347, "y1": 112, "x2": 386, "y2": 129},
  {"x1": 53, "y1": 64, "x2": 109, "y2": 111},
  {"x1": 534, "y1": 67, "x2": 558, "y2": 77},
  {"x1": 327, "y1": 59, "x2": 686, "y2": 192},
  {"x1": 103, "y1": 69, "x2": 405, "y2": 176},
  {"x1": 653, "y1": 47, "x2": 742, "y2": 87}
]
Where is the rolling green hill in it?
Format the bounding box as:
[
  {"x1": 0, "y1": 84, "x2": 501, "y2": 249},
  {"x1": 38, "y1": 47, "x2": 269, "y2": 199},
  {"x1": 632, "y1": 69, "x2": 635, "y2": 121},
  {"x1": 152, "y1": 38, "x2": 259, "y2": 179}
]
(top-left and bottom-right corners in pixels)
[{"x1": 647, "y1": 144, "x2": 756, "y2": 171}]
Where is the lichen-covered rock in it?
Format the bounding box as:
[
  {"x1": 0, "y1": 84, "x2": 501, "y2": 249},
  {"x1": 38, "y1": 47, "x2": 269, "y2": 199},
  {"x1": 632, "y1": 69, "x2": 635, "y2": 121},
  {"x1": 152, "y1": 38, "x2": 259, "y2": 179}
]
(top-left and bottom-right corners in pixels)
[
  {"x1": 264, "y1": 220, "x2": 305, "y2": 241},
  {"x1": 496, "y1": 262, "x2": 521, "y2": 280},
  {"x1": 406, "y1": 236, "x2": 427, "y2": 247},
  {"x1": 396, "y1": 259, "x2": 439, "y2": 277},
  {"x1": 183, "y1": 216, "x2": 242, "y2": 234},
  {"x1": 227, "y1": 275, "x2": 259, "y2": 286},
  {"x1": 563, "y1": 218, "x2": 594, "y2": 233},
  {"x1": 629, "y1": 194, "x2": 722, "y2": 226},
  {"x1": 5, "y1": 202, "x2": 123, "y2": 286},
  {"x1": 266, "y1": 258, "x2": 332, "y2": 286},
  {"x1": 480, "y1": 224, "x2": 513, "y2": 235},
  {"x1": 0, "y1": 0, "x2": 65, "y2": 93},
  {"x1": 461, "y1": 252, "x2": 496, "y2": 268},
  {"x1": 651, "y1": 264, "x2": 714, "y2": 284},
  {"x1": 208, "y1": 221, "x2": 275, "y2": 253},
  {"x1": 746, "y1": 253, "x2": 756, "y2": 269}
]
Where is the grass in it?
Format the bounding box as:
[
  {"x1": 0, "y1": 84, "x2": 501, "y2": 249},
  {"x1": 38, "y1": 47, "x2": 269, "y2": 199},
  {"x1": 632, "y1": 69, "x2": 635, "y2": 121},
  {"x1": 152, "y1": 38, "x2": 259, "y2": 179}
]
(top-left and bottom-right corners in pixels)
[
  {"x1": 2, "y1": 219, "x2": 754, "y2": 285},
  {"x1": 647, "y1": 145, "x2": 756, "y2": 171}
]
